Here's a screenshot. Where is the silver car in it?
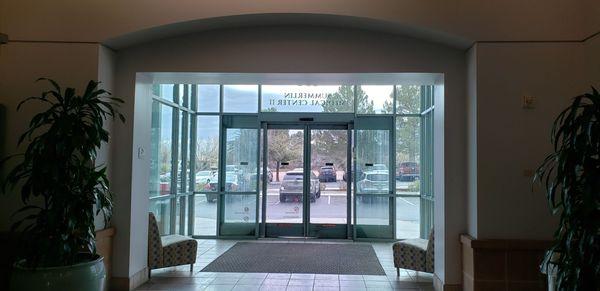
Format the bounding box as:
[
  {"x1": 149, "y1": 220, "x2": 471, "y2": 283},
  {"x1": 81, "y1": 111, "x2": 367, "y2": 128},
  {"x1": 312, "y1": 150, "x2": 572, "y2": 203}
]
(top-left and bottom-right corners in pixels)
[
  {"x1": 279, "y1": 169, "x2": 321, "y2": 203},
  {"x1": 357, "y1": 170, "x2": 389, "y2": 202}
]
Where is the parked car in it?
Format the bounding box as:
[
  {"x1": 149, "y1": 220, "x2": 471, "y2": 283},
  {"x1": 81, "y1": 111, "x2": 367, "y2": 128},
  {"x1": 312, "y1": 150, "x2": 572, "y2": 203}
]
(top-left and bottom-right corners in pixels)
[
  {"x1": 357, "y1": 170, "x2": 389, "y2": 202},
  {"x1": 205, "y1": 172, "x2": 239, "y2": 202},
  {"x1": 343, "y1": 171, "x2": 349, "y2": 181},
  {"x1": 226, "y1": 165, "x2": 240, "y2": 173},
  {"x1": 159, "y1": 173, "x2": 171, "y2": 195},
  {"x1": 368, "y1": 163, "x2": 388, "y2": 172},
  {"x1": 343, "y1": 169, "x2": 363, "y2": 182},
  {"x1": 249, "y1": 167, "x2": 273, "y2": 183},
  {"x1": 318, "y1": 166, "x2": 337, "y2": 182},
  {"x1": 396, "y1": 162, "x2": 419, "y2": 179},
  {"x1": 279, "y1": 169, "x2": 321, "y2": 203},
  {"x1": 343, "y1": 163, "x2": 387, "y2": 182},
  {"x1": 159, "y1": 167, "x2": 190, "y2": 194},
  {"x1": 195, "y1": 170, "x2": 215, "y2": 188}
]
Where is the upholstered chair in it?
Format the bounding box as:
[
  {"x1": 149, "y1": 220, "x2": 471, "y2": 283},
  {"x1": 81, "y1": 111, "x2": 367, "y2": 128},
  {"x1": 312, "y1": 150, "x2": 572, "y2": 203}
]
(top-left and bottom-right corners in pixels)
[
  {"x1": 148, "y1": 212, "x2": 198, "y2": 277},
  {"x1": 392, "y1": 229, "x2": 434, "y2": 276}
]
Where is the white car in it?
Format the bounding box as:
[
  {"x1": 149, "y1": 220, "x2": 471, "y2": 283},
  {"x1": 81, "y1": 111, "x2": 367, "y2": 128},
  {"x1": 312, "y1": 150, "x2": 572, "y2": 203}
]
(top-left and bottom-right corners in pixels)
[
  {"x1": 195, "y1": 170, "x2": 215, "y2": 185},
  {"x1": 357, "y1": 170, "x2": 389, "y2": 202}
]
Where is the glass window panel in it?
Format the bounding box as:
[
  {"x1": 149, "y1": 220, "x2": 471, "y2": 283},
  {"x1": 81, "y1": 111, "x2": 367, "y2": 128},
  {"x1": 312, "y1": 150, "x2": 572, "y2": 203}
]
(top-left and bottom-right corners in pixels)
[
  {"x1": 186, "y1": 114, "x2": 193, "y2": 192},
  {"x1": 176, "y1": 84, "x2": 184, "y2": 105},
  {"x1": 152, "y1": 84, "x2": 183, "y2": 102},
  {"x1": 195, "y1": 116, "x2": 219, "y2": 192},
  {"x1": 149, "y1": 102, "x2": 173, "y2": 197},
  {"x1": 223, "y1": 194, "x2": 257, "y2": 223},
  {"x1": 152, "y1": 84, "x2": 160, "y2": 97},
  {"x1": 197, "y1": 85, "x2": 220, "y2": 113},
  {"x1": 223, "y1": 85, "x2": 258, "y2": 113},
  {"x1": 266, "y1": 129, "x2": 304, "y2": 224},
  {"x1": 396, "y1": 85, "x2": 422, "y2": 114},
  {"x1": 261, "y1": 85, "x2": 353, "y2": 113},
  {"x1": 177, "y1": 112, "x2": 185, "y2": 193},
  {"x1": 194, "y1": 194, "x2": 217, "y2": 235},
  {"x1": 355, "y1": 129, "x2": 390, "y2": 195},
  {"x1": 175, "y1": 196, "x2": 187, "y2": 235},
  {"x1": 395, "y1": 196, "x2": 420, "y2": 239},
  {"x1": 225, "y1": 128, "x2": 258, "y2": 192},
  {"x1": 183, "y1": 196, "x2": 189, "y2": 235},
  {"x1": 154, "y1": 84, "x2": 175, "y2": 102},
  {"x1": 357, "y1": 85, "x2": 394, "y2": 114},
  {"x1": 395, "y1": 117, "x2": 421, "y2": 195},
  {"x1": 258, "y1": 129, "x2": 265, "y2": 223},
  {"x1": 310, "y1": 129, "x2": 347, "y2": 224},
  {"x1": 356, "y1": 196, "x2": 389, "y2": 225},
  {"x1": 423, "y1": 85, "x2": 434, "y2": 109},
  {"x1": 181, "y1": 84, "x2": 190, "y2": 108},
  {"x1": 149, "y1": 198, "x2": 171, "y2": 234}
]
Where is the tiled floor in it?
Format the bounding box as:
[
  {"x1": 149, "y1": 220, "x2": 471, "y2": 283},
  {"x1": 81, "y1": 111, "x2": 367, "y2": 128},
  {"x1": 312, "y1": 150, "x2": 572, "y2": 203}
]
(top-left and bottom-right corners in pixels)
[{"x1": 137, "y1": 239, "x2": 434, "y2": 291}]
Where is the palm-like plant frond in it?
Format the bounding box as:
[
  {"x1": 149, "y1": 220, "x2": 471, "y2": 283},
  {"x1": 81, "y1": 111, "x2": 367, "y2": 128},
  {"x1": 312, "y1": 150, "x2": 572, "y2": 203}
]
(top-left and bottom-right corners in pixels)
[
  {"x1": 1, "y1": 79, "x2": 125, "y2": 267},
  {"x1": 535, "y1": 87, "x2": 600, "y2": 291}
]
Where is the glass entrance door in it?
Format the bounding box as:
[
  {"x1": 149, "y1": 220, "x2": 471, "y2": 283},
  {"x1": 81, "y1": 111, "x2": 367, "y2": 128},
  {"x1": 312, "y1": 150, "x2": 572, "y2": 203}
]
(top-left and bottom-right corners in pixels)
[
  {"x1": 262, "y1": 124, "x2": 351, "y2": 238},
  {"x1": 264, "y1": 125, "x2": 306, "y2": 237},
  {"x1": 354, "y1": 116, "x2": 395, "y2": 239},
  {"x1": 219, "y1": 116, "x2": 259, "y2": 236},
  {"x1": 308, "y1": 126, "x2": 350, "y2": 238}
]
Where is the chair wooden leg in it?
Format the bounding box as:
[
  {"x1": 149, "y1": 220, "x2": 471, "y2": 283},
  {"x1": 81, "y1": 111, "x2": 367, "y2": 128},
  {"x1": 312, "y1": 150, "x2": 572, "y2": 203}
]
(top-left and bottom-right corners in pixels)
[
  {"x1": 190, "y1": 264, "x2": 194, "y2": 273},
  {"x1": 396, "y1": 268, "x2": 400, "y2": 277}
]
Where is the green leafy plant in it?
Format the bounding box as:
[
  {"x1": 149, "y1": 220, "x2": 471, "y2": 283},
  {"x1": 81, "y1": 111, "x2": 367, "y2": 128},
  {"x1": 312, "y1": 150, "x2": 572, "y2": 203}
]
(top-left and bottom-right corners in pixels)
[
  {"x1": 535, "y1": 87, "x2": 600, "y2": 290},
  {"x1": 1, "y1": 79, "x2": 124, "y2": 268}
]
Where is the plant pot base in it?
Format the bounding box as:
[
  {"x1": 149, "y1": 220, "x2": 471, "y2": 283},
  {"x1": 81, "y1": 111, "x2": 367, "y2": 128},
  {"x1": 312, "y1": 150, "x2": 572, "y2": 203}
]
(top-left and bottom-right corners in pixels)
[{"x1": 10, "y1": 255, "x2": 106, "y2": 291}]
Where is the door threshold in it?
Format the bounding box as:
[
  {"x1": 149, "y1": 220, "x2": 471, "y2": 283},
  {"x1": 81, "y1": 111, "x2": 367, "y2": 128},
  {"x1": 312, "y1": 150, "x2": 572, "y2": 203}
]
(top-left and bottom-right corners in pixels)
[
  {"x1": 259, "y1": 237, "x2": 353, "y2": 241},
  {"x1": 277, "y1": 236, "x2": 317, "y2": 239}
]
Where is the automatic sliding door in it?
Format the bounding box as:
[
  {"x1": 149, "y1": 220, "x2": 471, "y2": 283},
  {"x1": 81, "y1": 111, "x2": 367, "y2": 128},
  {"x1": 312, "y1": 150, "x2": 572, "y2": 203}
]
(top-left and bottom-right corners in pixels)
[
  {"x1": 354, "y1": 117, "x2": 394, "y2": 239},
  {"x1": 264, "y1": 126, "x2": 305, "y2": 237},
  {"x1": 309, "y1": 127, "x2": 349, "y2": 238}
]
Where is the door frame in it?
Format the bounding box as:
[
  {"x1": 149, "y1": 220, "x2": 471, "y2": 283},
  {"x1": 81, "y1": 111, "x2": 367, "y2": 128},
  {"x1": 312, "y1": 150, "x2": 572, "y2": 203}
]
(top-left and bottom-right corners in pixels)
[
  {"x1": 353, "y1": 116, "x2": 395, "y2": 240},
  {"x1": 261, "y1": 121, "x2": 352, "y2": 238},
  {"x1": 217, "y1": 115, "x2": 261, "y2": 237}
]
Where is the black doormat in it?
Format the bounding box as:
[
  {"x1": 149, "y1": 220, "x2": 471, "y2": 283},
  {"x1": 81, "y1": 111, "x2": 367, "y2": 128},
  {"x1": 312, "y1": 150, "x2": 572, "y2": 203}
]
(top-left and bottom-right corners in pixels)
[{"x1": 201, "y1": 242, "x2": 385, "y2": 275}]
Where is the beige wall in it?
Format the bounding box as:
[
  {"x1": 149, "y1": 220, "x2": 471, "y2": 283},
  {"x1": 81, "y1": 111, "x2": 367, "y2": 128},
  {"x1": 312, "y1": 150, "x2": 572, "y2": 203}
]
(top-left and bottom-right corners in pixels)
[
  {"x1": 111, "y1": 25, "x2": 466, "y2": 285},
  {"x1": 470, "y1": 42, "x2": 587, "y2": 239},
  {"x1": 0, "y1": 1, "x2": 598, "y2": 290},
  {"x1": 0, "y1": 0, "x2": 592, "y2": 45},
  {"x1": 0, "y1": 42, "x2": 100, "y2": 230},
  {"x1": 583, "y1": 0, "x2": 600, "y2": 37},
  {"x1": 94, "y1": 45, "x2": 117, "y2": 230},
  {"x1": 466, "y1": 46, "x2": 478, "y2": 237},
  {"x1": 586, "y1": 34, "x2": 600, "y2": 87}
]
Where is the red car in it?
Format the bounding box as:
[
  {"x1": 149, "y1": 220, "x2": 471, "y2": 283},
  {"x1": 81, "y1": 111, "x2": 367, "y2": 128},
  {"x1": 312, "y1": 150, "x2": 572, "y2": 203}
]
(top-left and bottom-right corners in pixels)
[{"x1": 397, "y1": 162, "x2": 419, "y2": 179}]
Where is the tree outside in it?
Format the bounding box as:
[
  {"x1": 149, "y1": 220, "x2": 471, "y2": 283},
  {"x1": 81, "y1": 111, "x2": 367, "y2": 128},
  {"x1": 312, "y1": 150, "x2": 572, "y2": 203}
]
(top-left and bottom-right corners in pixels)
[
  {"x1": 193, "y1": 84, "x2": 422, "y2": 186},
  {"x1": 395, "y1": 85, "x2": 421, "y2": 164},
  {"x1": 267, "y1": 130, "x2": 303, "y2": 181}
]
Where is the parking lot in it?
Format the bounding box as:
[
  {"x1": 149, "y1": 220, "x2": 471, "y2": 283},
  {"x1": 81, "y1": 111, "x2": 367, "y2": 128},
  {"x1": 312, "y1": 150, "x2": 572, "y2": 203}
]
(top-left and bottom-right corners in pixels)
[{"x1": 190, "y1": 176, "x2": 420, "y2": 238}]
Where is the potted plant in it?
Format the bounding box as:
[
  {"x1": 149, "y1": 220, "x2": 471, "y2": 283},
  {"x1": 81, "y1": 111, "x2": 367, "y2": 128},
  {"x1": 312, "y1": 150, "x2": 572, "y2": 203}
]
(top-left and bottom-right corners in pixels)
[
  {"x1": 535, "y1": 87, "x2": 600, "y2": 291},
  {"x1": 1, "y1": 79, "x2": 124, "y2": 291}
]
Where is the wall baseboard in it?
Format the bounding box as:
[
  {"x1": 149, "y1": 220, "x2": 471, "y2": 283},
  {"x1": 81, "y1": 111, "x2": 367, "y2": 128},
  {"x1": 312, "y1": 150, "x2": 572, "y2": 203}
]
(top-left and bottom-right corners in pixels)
[
  {"x1": 111, "y1": 267, "x2": 148, "y2": 291},
  {"x1": 433, "y1": 273, "x2": 461, "y2": 291}
]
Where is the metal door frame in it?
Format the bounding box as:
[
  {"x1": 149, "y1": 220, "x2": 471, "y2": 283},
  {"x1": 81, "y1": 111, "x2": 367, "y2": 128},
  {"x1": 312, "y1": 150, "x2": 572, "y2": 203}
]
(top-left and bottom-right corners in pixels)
[
  {"x1": 261, "y1": 122, "x2": 352, "y2": 238},
  {"x1": 353, "y1": 115, "x2": 395, "y2": 240}
]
